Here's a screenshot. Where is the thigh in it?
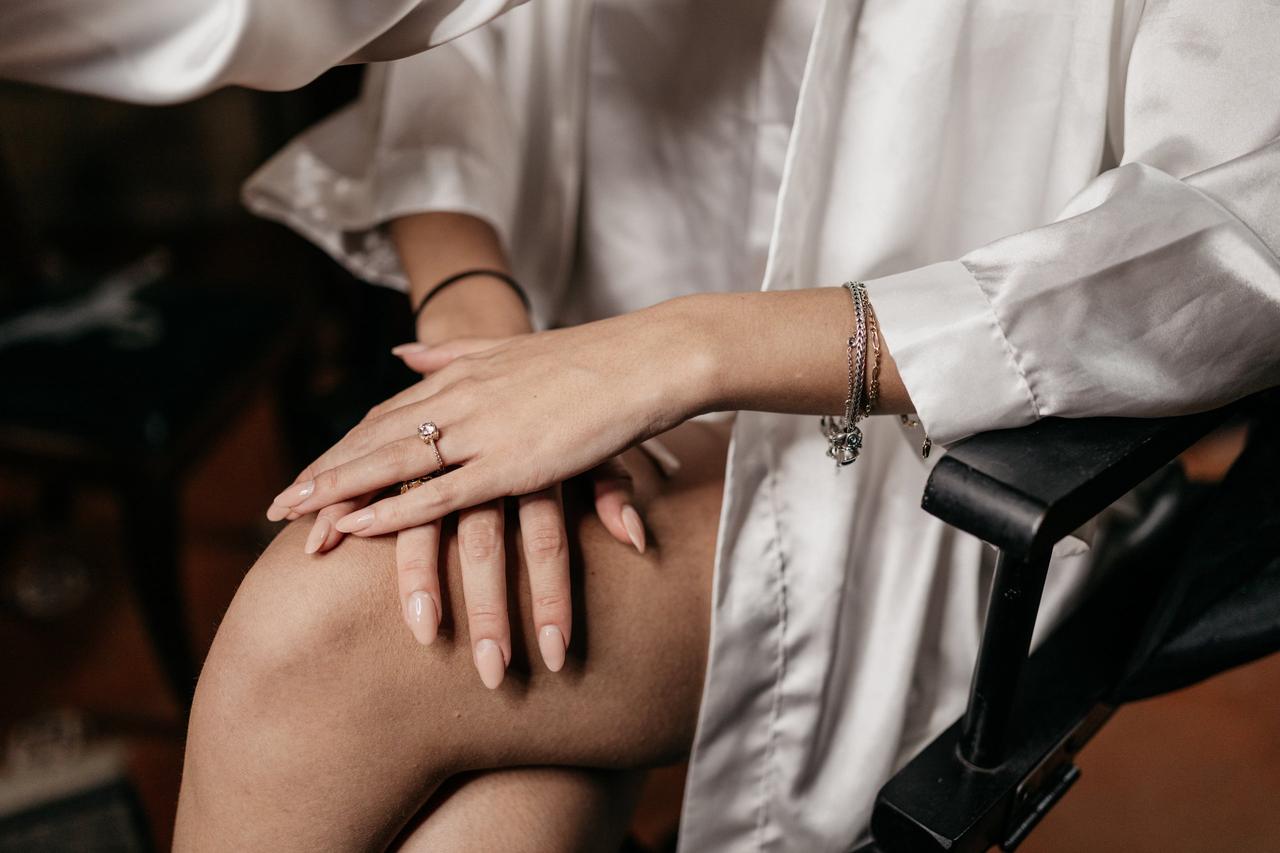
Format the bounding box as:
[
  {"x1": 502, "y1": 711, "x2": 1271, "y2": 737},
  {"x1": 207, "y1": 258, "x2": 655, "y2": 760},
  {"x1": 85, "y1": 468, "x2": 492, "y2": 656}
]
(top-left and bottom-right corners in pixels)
[{"x1": 177, "y1": 420, "x2": 728, "y2": 850}]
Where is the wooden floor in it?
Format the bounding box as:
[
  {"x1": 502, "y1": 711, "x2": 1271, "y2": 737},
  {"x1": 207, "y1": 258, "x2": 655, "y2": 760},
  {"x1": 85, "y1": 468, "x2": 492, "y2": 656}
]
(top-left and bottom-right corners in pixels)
[{"x1": 2, "y1": 392, "x2": 1277, "y2": 852}]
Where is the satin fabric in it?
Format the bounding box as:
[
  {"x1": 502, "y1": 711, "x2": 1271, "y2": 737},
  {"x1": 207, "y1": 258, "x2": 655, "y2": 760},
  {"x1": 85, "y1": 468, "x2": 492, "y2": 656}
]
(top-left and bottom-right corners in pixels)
[
  {"x1": 0, "y1": 0, "x2": 527, "y2": 103},
  {"x1": 8, "y1": 0, "x2": 1278, "y2": 849}
]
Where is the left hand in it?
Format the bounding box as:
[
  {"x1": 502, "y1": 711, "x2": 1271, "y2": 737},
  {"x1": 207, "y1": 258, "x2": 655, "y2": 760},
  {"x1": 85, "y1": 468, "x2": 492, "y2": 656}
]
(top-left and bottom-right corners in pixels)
[{"x1": 268, "y1": 302, "x2": 704, "y2": 538}]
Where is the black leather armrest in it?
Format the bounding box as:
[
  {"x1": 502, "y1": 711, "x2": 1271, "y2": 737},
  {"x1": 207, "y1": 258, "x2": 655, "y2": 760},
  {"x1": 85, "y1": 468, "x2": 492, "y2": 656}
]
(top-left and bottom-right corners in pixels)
[{"x1": 922, "y1": 402, "x2": 1258, "y2": 557}]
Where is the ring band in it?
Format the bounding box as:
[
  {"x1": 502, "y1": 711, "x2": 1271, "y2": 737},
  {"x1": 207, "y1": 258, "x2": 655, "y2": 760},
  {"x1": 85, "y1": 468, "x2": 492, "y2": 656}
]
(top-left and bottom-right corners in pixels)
[
  {"x1": 400, "y1": 476, "x2": 433, "y2": 495},
  {"x1": 418, "y1": 421, "x2": 445, "y2": 471}
]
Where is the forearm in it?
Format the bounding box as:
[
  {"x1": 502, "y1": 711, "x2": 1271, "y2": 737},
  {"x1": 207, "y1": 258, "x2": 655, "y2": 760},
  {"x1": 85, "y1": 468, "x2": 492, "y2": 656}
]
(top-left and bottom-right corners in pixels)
[
  {"x1": 391, "y1": 212, "x2": 532, "y2": 344},
  {"x1": 667, "y1": 289, "x2": 912, "y2": 419}
]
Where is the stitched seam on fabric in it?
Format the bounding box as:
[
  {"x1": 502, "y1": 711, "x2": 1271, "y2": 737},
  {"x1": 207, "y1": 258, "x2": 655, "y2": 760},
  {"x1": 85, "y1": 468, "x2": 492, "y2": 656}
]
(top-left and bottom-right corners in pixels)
[
  {"x1": 752, "y1": 457, "x2": 789, "y2": 850},
  {"x1": 962, "y1": 262, "x2": 1044, "y2": 421}
]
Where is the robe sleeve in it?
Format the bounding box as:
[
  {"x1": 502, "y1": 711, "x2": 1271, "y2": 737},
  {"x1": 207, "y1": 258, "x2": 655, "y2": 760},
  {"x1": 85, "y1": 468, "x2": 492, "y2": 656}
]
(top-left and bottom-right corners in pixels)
[
  {"x1": 242, "y1": 41, "x2": 520, "y2": 292},
  {"x1": 0, "y1": 0, "x2": 527, "y2": 104},
  {"x1": 242, "y1": 2, "x2": 586, "y2": 326},
  {"x1": 865, "y1": 0, "x2": 1280, "y2": 447}
]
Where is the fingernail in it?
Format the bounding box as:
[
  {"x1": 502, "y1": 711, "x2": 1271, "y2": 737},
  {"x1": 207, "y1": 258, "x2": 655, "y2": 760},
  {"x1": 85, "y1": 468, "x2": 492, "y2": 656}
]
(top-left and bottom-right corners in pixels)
[
  {"x1": 406, "y1": 591, "x2": 439, "y2": 645},
  {"x1": 391, "y1": 343, "x2": 429, "y2": 356},
  {"x1": 474, "y1": 639, "x2": 507, "y2": 689},
  {"x1": 272, "y1": 480, "x2": 314, "y2": 507},
  {"x1": 335, "y1": 509, "x2": 374, "y2": 533},
  {"x1": 304, "y1": 517, "x2": 331, "y2": 554},
  {"x1": 538, "y1": 625, "x2": 567, "y2": 673},
  {"x1": 621, "y1": 504, "x2": 646, "y2": 554},
  {"x1": 266, "y1": 503, "x2": 290, "y2": 522}
]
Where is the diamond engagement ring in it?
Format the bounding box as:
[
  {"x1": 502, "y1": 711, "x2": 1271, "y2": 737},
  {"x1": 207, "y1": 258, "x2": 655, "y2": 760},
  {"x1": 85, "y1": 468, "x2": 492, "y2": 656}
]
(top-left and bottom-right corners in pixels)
[{"x1": 418, "y1": 421, "x2": 445, "y2": 471}]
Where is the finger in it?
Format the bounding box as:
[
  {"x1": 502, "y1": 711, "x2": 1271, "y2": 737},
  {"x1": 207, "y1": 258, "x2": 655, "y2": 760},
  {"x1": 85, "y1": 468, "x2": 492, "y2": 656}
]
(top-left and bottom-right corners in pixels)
[
  {"x1": 456, "y1": 501, "x2": 510, "y2": 689},
  {"x1": 285, "y1": 429, "x2": 464, "y2": 518},
  {"x1": 302, "y1": 498, "x2": 364, "y2": 555},
  {"x1": 392, "y1": 337, "x2": 507, "y2": 374},
  {"x1": 333, "y1": 465, "x2": 497, "y2": 536},
  {"x1": 267, "y1": 391, "x2": 443, "y2": 517},
  {"x1": 517, "y1": 486, "x2": 571, "y2": 672},
  {"x1": 592, "y1": 457, "x2": 645, "y2": 554},
  {"x1": 396, "y1": 520, "x2": 443, "y2": 645}
]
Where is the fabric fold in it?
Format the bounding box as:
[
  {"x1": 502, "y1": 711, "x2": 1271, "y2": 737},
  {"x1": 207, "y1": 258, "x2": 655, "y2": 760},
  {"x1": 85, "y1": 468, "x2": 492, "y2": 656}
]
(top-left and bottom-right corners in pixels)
[{"x1": 866, "y1": 261, "x2": 1039, "y2": 447}]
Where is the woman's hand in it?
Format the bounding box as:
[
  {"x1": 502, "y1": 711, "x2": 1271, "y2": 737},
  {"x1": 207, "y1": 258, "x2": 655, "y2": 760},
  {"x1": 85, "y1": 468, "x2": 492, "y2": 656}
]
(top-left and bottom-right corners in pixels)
[
  {"x1": 272, "y1": 330, "x2": 654, "y2": 688},
  {"x1": 385, "y1": 336, "x2": 651, "y2": 689},
  {"x1": 269, "y1": 302, "x2": 707, "y2": 536}
]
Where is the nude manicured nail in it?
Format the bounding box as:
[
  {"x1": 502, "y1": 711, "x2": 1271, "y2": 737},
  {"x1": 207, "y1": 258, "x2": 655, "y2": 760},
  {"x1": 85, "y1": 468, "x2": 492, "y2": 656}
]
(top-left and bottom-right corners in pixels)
[
  {"x1": 266, "y1": 503, "x2": 290, "y2": 522},
  {"x1": 406, "y1": 591, "x2": 439, "y2": 645},
  {"x1": 538, "y1": 626, "x2": 567, "y2": 672},
  {"x1": 474, "y1": 639, "x2": 507, "y2": 689},
  {"x1": 273, "y1": 480, "x2": 314, "y2": 507},
  {"x1": 304, "y1": 517, "x2": 330, "y2": 555},
  {"x1": 621, "y1": 505, "x2": 646, "y2": 554},
  {"x1": 391, "y1": 343, "x2": 429, "y2": 356},
  {"x1": 335, "y1": 509, "x2": 374, "y2": 533}
]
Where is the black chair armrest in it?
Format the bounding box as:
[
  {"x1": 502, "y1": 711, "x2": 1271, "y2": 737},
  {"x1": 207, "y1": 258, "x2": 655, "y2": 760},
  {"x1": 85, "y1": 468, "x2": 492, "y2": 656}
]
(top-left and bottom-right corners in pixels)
[
  {"x1": 868, "y1": 390, "x2": 1277, "y2": 853},
  {"x1": 923, "y1": 408, "x2": 1241, "y2": 559}
]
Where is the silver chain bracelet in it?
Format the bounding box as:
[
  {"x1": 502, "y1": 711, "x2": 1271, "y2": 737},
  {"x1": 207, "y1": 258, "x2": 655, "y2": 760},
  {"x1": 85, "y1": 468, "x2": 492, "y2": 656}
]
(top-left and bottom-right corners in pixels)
[{"x1": 820, "y1": 281, "x2": 868, "y2": 467}]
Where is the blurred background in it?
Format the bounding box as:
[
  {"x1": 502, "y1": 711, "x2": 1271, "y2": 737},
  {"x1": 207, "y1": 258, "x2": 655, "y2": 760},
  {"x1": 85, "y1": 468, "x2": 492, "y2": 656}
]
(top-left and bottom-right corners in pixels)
[{"x1": 0, "y1": 72, "x2": 1275, "y2": 852}]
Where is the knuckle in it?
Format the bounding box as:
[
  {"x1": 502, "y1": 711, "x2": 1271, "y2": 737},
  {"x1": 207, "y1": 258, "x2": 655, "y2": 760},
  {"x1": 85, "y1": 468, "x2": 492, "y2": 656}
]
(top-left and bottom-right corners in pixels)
[
  {"x1": 348, "y1": 421, "x2": 375, "y2": 450},
  {"x1": 397, "y1": 557, "x2": 434, "y2": 576},
  {"x1": 429, "y1": 477, "x2": 457, "y2": 507},
  {"x1": 523, "y1": 527, "x2": 565, "y2": 561},
  {"x1": 386, "y1": 438, "x2": 411, "y2": 470},
  {"x1": 466, "y1": 604, "x2": 508, "y2": 633},
  {"x1": 461, "y1": 522, "x2": 502, "y2": 562},
  {"x1": 316, "y1": 467, "x2": 342, "y2": 494}
]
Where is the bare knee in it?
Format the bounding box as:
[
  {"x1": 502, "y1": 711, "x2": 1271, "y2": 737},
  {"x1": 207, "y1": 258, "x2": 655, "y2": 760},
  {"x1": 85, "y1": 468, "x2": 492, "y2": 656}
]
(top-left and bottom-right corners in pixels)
[{"x1": 192, "y1": 520, "x2": 386, "y2": 720}]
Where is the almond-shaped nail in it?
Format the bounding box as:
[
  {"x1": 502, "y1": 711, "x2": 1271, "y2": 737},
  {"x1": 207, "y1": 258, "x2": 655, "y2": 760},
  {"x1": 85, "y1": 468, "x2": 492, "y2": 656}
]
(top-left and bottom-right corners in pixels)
[
  {"x1": 538, "y1": 625, "x2": 567, "y2": 672},
  {"x1": 406, "y1": 591, "x2": 440, "y2": 645},
  {"x1": 621, "y1": 504, "x2": 646, "y2": 554},
  {"x1": 304, "y1": 517, "x2": 331, "y2": 554},
  {"x1": 272, "y1": 480, "x2": 314, "y2": 507},
  {"x1": 266, "y1": 503, "x2": 290, "y2": 522},
  {"x1": 474, "y1": 639, "x2": 507, "y2": 689},
  {"x1": 391, "y1": 343, "x2": 429, "y2": 356},
  {"x1": 335, "y1": 509, "x2": 374, "y2": 533}
]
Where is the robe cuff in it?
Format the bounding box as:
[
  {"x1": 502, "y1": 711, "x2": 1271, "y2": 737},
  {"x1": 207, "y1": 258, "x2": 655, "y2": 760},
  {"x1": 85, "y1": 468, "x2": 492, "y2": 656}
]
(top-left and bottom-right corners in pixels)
[{"x1": 864, "y1": 261, "x2": 1039, "y2": 447}]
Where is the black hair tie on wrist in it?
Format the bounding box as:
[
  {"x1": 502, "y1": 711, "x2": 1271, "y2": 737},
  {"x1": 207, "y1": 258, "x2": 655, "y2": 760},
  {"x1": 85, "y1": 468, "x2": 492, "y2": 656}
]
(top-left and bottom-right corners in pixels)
[{"x1": 412, "y1": 269, "x2": 531, "y2": 323}]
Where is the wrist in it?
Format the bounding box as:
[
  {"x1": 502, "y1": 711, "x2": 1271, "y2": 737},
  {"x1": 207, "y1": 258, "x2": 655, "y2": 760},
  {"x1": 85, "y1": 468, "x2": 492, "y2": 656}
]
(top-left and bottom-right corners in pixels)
[
  {"x1": 414, "y1": 275, "x2": 533, "y2": 344},
  {"x1": 673, "y1": 288, "x2": 870, "y2": 417}
]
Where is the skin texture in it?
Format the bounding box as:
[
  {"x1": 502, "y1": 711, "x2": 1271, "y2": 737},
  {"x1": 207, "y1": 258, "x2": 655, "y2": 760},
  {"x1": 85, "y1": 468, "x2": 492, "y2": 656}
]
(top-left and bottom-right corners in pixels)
[{"x1": 175, "y1": 420, "x2": 728, "y2": 851}]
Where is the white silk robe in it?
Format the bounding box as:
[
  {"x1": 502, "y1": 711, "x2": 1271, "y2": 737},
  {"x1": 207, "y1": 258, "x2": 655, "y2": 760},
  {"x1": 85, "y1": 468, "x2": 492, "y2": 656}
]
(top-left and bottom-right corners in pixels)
[
  {"x1": 0, "y1": 0, "x2": 528, "y2": 103},
  {"x1": 8, "y1": 1, "x2": 1280, "y2": 849}
]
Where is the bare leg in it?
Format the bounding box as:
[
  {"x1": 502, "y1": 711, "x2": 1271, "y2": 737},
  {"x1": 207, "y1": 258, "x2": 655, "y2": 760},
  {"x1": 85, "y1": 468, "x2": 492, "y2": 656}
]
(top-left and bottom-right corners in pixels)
[
  {"x1": 394, "y1": 768, "x2": 643, "y2": 852},
  {"x1": 174, "y1": 421, "x2": 728, "y2": 851}
]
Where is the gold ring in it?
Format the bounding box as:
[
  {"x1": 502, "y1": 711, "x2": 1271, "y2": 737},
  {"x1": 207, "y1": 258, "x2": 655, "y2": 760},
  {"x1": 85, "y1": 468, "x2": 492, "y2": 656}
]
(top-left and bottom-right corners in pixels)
[
  {"x1": 418, "y1": 421, "x2": 445, "y2": 471},
  {"x1": 400, "y1": 476, "x2": 433, "y2": 495}
]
